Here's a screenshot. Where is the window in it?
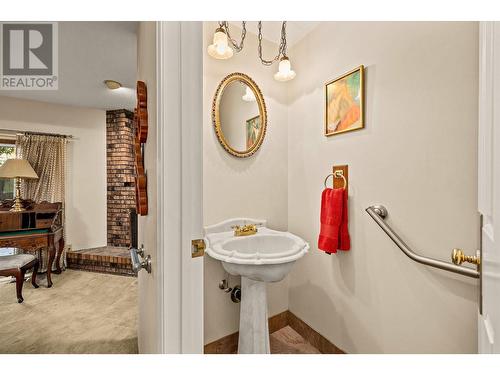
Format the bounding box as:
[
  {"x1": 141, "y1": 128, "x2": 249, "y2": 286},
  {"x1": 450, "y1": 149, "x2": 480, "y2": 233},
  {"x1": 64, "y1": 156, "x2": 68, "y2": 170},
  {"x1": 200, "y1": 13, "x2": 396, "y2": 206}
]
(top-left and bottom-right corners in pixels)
[{"x1": 0, "y1": 141, "x2": 16, "y2": 201}]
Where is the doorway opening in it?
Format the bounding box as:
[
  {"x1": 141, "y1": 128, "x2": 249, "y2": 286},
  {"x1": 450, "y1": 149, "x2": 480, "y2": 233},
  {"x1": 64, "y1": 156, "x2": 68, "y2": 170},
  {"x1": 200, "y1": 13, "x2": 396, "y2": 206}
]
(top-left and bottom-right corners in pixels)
[{"x1": 0, "y1": 21, "x2": 149, "y2": 354}]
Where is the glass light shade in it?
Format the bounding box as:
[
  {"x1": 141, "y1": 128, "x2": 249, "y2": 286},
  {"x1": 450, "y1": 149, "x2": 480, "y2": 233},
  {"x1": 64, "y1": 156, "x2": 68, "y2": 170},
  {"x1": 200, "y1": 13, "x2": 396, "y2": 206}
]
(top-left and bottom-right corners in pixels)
[
  {"x1": 207, "y1": 28, "x2": 234, "y2": 60},
  {"x1": 274, "y1": 57, "x2": 296, "y2": 82},
  {"x1": 242, "y1": 86, "x2": 256, "y2": 102}
]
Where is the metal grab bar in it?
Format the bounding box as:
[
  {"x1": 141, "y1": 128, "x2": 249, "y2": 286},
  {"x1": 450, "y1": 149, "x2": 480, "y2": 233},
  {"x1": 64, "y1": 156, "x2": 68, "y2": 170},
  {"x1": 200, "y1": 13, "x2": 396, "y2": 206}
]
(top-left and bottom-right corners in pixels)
[{"x1": 366, "y1": 205, "x2": 479, "y2": 279}]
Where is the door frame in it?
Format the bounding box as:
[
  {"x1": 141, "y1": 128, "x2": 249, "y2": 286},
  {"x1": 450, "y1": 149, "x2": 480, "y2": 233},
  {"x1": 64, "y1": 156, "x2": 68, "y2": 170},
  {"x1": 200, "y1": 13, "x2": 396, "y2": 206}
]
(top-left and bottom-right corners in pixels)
[
  {"x1": 156, "y1": 21, "x2": 204, "y2": 353},
  {"x1": 478, "y1": 21, "x2": 499, "y2": 354}
]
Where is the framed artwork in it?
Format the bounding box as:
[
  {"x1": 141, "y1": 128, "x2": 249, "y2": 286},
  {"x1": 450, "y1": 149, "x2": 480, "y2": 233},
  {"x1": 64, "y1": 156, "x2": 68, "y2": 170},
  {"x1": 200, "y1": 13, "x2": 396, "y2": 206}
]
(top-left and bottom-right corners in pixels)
[
  {"x1": 325, "y1": 65, "x2": 364, "y2": 136},
  {"x1": 246, "y1": 115, "x2": 261, "y2": 149}
]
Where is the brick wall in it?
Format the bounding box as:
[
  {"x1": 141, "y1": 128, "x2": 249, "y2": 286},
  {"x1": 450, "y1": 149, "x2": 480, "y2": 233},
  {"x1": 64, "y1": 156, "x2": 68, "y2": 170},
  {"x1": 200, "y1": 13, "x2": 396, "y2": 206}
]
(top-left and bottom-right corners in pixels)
[{"x1": 106, "y1": 109, "x2": 136, "y2": 247}]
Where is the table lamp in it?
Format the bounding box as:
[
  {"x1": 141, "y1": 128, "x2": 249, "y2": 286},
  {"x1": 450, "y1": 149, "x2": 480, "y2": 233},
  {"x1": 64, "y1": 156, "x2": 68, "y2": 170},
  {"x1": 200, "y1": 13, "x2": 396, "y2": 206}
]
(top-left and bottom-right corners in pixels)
[{"x1": 0, "y1": 159, "x2": 39, "y2": 212}]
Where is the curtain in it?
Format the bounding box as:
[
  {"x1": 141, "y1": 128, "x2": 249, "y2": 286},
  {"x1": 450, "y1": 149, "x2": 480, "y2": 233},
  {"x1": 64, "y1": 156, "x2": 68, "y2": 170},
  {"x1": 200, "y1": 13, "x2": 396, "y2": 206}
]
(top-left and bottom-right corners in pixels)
[
  {"x1": 15, "y1": 133, "x2": 67, "y2": 272},
  {"x1": 15, "y1": 134, "x2": 67, "y2": 203}
]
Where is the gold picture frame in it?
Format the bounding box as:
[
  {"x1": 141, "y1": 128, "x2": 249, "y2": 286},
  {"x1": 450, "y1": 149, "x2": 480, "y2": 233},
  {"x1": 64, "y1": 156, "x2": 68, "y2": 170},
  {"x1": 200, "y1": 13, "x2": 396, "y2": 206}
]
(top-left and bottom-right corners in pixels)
[{"x1": 324, "y1": 65, "x2": 364, "y2": 136}]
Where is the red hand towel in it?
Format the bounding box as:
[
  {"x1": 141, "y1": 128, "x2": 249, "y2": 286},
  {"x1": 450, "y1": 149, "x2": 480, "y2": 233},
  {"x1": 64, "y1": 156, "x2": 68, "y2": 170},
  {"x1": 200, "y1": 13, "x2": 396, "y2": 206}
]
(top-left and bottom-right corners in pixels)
[
  {"x1": 338, "y1": 188, "x2": 351, "y2": 251},
  {"x1": 318, "y1": 188, "x2": 344, "y2": 254}
]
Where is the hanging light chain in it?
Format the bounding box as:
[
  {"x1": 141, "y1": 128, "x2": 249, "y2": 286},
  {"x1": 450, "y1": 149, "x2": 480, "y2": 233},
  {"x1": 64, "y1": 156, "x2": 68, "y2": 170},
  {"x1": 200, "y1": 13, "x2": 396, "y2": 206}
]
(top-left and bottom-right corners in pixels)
[
  {"x1": 215, "y1": 21, "x2": 290, "y2": 68},
  {"x1": 258, "y1": 21, "x2": 288, "y2": 66},
  {"x1": 219, "y1": 21, "x2": 246, "y2": 53}
]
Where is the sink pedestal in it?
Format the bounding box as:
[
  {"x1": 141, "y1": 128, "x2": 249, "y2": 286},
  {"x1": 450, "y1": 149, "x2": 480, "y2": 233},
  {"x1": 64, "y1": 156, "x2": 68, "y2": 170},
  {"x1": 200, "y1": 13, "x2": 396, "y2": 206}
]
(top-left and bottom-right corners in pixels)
[
  {"x1": 238, "y1": 277, "x2": 270, "y2": 354},
  {"x1": 204, "y1": 220, "x2": 309, "y2": 354}
]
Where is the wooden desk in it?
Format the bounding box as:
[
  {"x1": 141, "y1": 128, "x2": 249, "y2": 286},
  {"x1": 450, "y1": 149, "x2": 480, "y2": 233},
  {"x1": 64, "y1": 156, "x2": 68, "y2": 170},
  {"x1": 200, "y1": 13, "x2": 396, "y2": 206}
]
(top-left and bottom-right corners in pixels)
[{"x1": 0, "y1": 201, "x2": 64, "y2": 287}]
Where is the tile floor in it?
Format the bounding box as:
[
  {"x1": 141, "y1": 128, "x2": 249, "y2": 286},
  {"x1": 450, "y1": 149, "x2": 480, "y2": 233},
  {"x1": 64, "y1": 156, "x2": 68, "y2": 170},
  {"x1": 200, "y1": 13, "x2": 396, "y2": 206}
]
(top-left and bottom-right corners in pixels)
[
  {"x1": 226, "y1": 326, "x2": 321, "y2": 354},
  {"x1": 270, "y1": 326, "x2": 321, "y2": 354}
]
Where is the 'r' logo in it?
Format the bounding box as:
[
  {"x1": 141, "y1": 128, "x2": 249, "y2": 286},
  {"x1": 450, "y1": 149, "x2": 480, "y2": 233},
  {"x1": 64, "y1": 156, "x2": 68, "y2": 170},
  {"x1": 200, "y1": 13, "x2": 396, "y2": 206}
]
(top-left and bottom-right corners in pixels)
[{"x1": 2, "y1": 23, "x2": 53, "y2": 75}]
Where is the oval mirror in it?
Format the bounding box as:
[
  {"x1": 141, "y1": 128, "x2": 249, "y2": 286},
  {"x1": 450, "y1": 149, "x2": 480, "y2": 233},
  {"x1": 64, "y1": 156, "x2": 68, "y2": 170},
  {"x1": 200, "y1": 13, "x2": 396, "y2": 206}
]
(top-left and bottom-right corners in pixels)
[{"x1": 212, "y1": 73, "x2": 267, "y2": 158}]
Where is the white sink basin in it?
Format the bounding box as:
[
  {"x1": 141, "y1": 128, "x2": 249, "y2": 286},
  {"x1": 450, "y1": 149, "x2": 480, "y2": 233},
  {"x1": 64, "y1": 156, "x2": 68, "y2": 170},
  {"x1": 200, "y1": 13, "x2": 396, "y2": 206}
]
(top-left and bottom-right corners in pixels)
[
  {"x1": 204, "y1": 218, "x2": 309, "y2": 354},
  {"x1": 207, "y1": 229, "x2": 308, "y2": 282}
]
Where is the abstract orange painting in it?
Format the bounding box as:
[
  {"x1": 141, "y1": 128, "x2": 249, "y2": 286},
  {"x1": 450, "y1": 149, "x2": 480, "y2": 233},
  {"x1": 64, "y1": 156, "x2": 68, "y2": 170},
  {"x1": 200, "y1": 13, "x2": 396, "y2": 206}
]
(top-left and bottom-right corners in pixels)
[{"x1": 325, "y1": 65, "x2": 364, "y2": 136}]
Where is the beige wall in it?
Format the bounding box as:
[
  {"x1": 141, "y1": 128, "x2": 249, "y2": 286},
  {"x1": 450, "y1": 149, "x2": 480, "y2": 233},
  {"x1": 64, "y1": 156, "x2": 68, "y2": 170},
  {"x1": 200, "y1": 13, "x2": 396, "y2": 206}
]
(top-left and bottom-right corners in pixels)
[
  {"x1": 286, "y1": 22, "x2": 479, "y2": 353},
  {"x1": 0, "y1": 95, "x2": 106, "y2": 251},
  {"x1": 136, "y1": 21, "x2": 158, "y2": 353},
  {"x1": 203, "y1": 22, "x2": 289, "y2": 344}
]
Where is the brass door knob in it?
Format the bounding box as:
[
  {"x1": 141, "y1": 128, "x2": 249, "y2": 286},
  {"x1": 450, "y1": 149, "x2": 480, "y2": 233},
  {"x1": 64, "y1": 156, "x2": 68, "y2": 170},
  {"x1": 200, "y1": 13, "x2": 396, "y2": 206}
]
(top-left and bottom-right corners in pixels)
[{"x1": 451, "y1": 248, "x2": 480, "y2": 266}]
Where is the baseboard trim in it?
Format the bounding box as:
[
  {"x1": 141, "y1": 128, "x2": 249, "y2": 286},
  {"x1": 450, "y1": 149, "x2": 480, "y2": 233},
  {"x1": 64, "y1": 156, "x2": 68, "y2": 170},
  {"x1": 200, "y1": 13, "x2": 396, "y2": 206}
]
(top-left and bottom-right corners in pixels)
[
  {"x1": 204, "y1": 310, "x2": 344, "y2": 354},
  {"x1": 204, "y1": 331, "x2": 239, "y2": 354},
  {"x1": 287, "y1": 311, "x2": 344, "y2": 354}
]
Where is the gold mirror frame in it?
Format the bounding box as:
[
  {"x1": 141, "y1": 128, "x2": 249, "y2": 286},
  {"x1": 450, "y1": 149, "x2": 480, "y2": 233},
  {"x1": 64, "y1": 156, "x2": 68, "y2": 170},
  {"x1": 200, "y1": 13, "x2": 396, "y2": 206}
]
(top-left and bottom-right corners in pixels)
[{"x1": 212, "y1": 72, "x2": 267, "y2": 158}]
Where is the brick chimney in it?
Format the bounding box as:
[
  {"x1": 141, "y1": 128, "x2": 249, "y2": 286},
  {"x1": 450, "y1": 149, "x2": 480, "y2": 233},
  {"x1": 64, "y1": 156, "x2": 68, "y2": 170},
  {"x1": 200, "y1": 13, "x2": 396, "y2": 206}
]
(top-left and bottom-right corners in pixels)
[{"x1": 106, "y1": 109, "x2": 136, "y2": 247}]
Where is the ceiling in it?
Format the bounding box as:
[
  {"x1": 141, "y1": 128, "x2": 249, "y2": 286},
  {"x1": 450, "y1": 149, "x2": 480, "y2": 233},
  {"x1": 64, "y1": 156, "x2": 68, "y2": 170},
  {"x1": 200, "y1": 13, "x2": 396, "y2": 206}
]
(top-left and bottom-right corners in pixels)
[
  {"x1": 0, "y1": 22, "x2": 318, "y2": 111},
  {"x1": 229, "y1": 21, "x2": 320, "y2": 48},
  {"x1": 0, "y1": 22, "x2": 138, "y2": 110}
]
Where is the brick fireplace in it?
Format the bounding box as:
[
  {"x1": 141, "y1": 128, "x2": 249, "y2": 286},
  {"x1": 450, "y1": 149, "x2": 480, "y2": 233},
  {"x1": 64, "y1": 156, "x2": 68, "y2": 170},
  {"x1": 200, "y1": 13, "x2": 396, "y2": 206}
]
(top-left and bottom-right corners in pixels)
[
  {"x1": 106, "y1": 109, "x2": 136, "y2": 247},
  {"x1": 66, "y1": 109, "x2": 136, "y2": 275}
]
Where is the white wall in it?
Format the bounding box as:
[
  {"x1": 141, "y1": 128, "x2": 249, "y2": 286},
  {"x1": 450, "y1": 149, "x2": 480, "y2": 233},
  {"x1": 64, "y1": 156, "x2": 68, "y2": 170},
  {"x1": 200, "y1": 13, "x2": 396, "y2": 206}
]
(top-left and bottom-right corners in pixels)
[
  {"x1": 0, "y1": 95, "x2": 106, "y2": 251},
  {"x1": 203, "y1": 22, "x2": 289, "y2": 344},
  {"x1": 286, "y1": 22, "x2": 479, "y2": 353},
  {"x1": 136, "y1": 21, "x2": 158, "y2": 354}
]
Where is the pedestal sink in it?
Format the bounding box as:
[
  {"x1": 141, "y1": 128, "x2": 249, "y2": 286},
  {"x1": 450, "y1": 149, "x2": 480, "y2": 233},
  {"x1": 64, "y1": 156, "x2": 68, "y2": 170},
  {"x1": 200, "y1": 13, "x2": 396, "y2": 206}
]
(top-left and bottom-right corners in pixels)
[{"x1": 204, "y1": 218, "x2": 309, "y2": 354}]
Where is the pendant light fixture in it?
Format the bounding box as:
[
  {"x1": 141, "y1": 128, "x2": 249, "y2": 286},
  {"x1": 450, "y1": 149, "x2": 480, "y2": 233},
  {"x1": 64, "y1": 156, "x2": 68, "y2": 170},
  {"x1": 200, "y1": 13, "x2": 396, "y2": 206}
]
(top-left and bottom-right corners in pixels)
[
  {"x1": 242, "y1": 86, "x2": 256, "y2": 102},
  {"x1": 207, "y1": 27, "x2": 233, "y2": 59},
  {"x1": 257, "y1": 21, "x2": 296, "y2": 82},
  {"x1": 208, "y1": 21, "x2": 296, "y2": 82},
  {"x1": 273, "y1": 56, "x2": 296, "y2": 82}
]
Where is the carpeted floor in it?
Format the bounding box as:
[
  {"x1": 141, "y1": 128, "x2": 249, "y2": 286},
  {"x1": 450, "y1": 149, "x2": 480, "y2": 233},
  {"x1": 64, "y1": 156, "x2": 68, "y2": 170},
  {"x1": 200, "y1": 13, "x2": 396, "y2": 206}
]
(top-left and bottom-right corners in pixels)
[{"x1": 0, "y1": 269, "x2": 138, "y2": 354}]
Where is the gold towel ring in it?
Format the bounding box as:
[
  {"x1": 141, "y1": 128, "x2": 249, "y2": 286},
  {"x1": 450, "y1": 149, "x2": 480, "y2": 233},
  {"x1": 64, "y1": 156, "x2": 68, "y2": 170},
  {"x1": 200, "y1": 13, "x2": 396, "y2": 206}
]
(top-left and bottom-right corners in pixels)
[{"x1": 324, "y1": 171, "x2": 347, "y2": 189}]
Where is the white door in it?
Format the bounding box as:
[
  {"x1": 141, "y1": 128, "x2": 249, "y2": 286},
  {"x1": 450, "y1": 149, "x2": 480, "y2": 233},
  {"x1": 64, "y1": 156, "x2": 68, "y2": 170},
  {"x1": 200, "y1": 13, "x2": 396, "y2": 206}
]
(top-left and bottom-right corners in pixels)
[
  {"x1": 136, "y1": 21, "x2": 204, "y2": 354},
  {"x1": 478, "y1": 21, "x2": 500, "y2": 354}
]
